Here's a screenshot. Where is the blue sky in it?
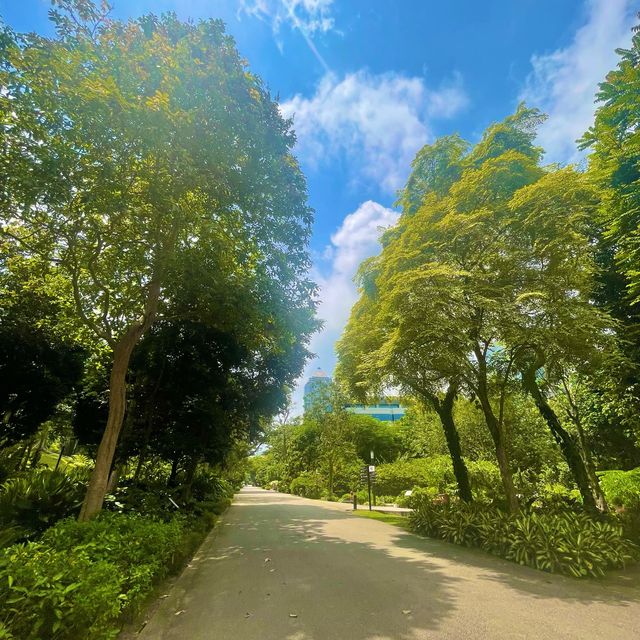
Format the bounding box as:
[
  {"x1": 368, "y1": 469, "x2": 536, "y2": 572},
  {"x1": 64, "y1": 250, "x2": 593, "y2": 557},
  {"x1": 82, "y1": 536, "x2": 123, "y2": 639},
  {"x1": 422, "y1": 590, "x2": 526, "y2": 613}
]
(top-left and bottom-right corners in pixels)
[{"x1": 2, "y1": 0, "x2": 638, "y2": 412}]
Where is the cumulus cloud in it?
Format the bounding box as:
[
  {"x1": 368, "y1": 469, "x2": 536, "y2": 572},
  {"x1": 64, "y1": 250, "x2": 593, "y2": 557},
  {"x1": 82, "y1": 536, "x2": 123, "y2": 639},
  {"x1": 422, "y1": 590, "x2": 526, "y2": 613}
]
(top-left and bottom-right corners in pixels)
[
  {"x1": 239, "y1": 0, "x2": 335, "y2": 35},
  {"x1": 317, "y1": 200, "x2": 399, "y2": 332},
  {"x1": 291, "y1": 201, "x2": 399, "y2": 412},
  {"x1": 520, "y1": 0, "x2": 636, "y2": 163},
  {"x1": 281, "y1": 70, "x2": 468, "y2": 193}
]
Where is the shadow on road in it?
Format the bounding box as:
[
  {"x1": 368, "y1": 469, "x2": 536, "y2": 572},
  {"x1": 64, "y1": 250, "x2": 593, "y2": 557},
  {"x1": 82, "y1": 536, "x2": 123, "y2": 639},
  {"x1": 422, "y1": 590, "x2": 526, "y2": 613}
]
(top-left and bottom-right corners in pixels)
[{"x1": 138, "y1": 489, "x2": 640, "y2": 640}]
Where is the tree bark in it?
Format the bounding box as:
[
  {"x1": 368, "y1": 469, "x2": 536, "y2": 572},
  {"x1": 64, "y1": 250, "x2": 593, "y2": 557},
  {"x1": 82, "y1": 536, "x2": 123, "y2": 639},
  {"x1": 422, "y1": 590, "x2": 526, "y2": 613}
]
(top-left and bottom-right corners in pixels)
[
  {"x1": 180, "y1": 456, "x2": 199, "y2": 502},
  {"x1": 473, "y1": 346, "x2": 519, "y2": 513},
  {"x1": 106, "y1": 463, "x2": 121, "y2": 493},
  {"x1": 78, "y1": 270, "x2": 163, "y2": 521},
  {"x1": 78, "y1": 331, "x2": 139, "y2": 520},
  {"x1": 560, "y1": 379, "x2": 608, "y2": 513},
  {"x1": 522, "y1": 368, "x2": 601, "y2": 515},
  {"x1": 575, "y1": 423, "x2": 608, "y2": 513},
  {"x1": 426, "y1": 383, "x2": 473, "y2": 503},
  {"x1": 168, "y1": 454, "x2": 180, "y2": 487},
  {"x1": 478, "y1": 396, "x2": 519, "y2": 513}
]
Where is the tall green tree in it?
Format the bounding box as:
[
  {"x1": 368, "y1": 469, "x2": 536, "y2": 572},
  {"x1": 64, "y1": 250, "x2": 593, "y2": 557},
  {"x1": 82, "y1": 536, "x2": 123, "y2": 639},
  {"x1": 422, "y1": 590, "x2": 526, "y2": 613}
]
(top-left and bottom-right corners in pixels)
[
  {"x1": 581, "y1": 15, "x2": 640, "y2": 302},
  {"x1": 340, "y1": 106, "x2": 547, "y2": 512},
  {"x1": 339, "y1": 105, "x2": 618, "y2": 514},
  {"x1": 579, "y1": 14, "x2": 640, "y2": 467},
  {"x1": 0, "y1": 3, "x2": 315, "y2": 519},
  {"x1": 505, "y1": 168, "x2": 613, "y2": 513}
]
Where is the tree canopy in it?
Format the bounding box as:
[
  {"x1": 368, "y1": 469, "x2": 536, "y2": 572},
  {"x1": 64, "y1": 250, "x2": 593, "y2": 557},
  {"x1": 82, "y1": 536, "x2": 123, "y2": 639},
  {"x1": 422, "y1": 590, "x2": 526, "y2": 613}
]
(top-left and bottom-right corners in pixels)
[{"x1": 0, "y1": 3, "x2": 317, "y2": 518}]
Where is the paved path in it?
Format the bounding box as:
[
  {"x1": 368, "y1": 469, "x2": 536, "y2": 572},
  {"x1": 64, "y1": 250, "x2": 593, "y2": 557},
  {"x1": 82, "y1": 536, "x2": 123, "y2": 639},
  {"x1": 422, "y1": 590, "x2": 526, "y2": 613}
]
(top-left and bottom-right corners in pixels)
[{"x1": 138, "y1": 487, "x2": 640, "y2": 640}]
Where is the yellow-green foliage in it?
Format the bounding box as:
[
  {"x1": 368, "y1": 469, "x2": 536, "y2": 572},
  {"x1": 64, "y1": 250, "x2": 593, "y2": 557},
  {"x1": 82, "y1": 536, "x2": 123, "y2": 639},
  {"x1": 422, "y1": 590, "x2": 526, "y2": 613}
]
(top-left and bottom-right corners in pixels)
[
  {"x1": 409, "y1": 498, "x2": 638, "y2": 578},
  {"x1": 599, "y1": 468, "x2": 640, "y2": 511}
]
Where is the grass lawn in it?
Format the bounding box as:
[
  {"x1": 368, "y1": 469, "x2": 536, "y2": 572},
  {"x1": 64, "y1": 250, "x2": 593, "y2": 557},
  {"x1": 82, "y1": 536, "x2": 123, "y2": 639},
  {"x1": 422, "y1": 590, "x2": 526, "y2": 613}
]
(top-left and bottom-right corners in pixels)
[{"x1": 351, "y1": 509, "x2": 413, "y2": 531}]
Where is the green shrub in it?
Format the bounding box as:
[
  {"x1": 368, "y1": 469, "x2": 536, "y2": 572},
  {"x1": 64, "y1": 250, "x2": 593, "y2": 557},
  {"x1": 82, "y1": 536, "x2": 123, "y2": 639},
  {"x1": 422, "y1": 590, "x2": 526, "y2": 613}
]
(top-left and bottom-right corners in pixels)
[
  {"x1": 190, "y1": 469, "x2": 233, "y2": 503},
  {"x1": 409, "y1": 497, "x2": 638, "y2": 578},
  {"x1": 0, "y1": 543, "x2": 122, "y2": 640},
  {"x1": 290, "y1": 472, "x2": 323, "y2": 499},
  {"x1": 599, "y1": 468, "x2": 640, "y2": 511},
  {"x1": 0, "y1": 468, "x2": 86, "y2": 545},
  {"x1": 528, "y1": 482, "x2": 581, "y2": 511},
  {"x1": 375, "y1": 456, "x2": 502, "y2": 502},
  {"x1": 104, "y1": 483, "x2": 177, "y2": 521},
  {"x1": 466, "y1": 460, "x2": 503, "y2": 503},
  {"x1": 375, "y1": 456, "x2": 455, "y2": 496},
  {"x1": 0, "y1": 513, "x2": 191, "y2": 640},
  {"x1": 105, "y1": 467, "x2": 234, "y2": 522}
]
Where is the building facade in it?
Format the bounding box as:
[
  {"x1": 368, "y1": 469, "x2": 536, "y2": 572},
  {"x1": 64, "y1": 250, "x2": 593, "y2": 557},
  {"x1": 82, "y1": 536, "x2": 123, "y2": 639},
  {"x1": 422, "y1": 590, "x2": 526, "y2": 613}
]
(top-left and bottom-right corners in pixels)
[
  {"x1": 343, "y1": 403, "x2": 406, "y2": 422},
  {"x1": 303, "y1": 368, "x2": 332, "y2": 411},
  {"x1": 303, "y1": 369, "x2": 405, "y2": 422}
]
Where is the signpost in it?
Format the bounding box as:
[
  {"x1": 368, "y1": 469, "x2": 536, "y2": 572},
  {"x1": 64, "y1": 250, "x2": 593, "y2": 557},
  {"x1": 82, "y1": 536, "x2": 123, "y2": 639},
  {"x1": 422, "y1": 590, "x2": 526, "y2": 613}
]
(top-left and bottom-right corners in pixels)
[
  {"x1": 359, "y1": 464, "x2": 376, "y2": 510},
  {"x1": 358, "y1": 453, "x2": 377, "y2": 511}
]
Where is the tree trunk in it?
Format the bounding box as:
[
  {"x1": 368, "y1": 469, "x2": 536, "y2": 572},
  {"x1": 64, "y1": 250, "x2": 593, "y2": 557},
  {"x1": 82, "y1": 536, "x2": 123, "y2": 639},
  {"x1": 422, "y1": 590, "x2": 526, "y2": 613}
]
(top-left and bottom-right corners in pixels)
[
  {"x1": 480, "y1": 399, "x2": 519, "y2": 513},
  {"x1": 106, "y1": 463, "x2": 121, "y2": 493},
  {"x1": 79, "y1": 332, "x2": 138, "y2": 520},
  {"x1": 134, "y1": 360, "x2": 166, "y2": 483},
  {"x1": 569, "y1": 401, "x2": 608, "y2": 513},
  {"x1": 180, "y1": 456, "x2": 199, "y2": 502},
  {"x1": 168, "y1": 454, "x2": 180, "y2": 487},
  {"x1": 78, "y1": 270, "x2": 163, "y2": 522},
  {"x1": 473, "y1": 346, "x2": 519, "y2": 513},
  {"x1": 427, "y1": 384, "x2": 473, "y2": 503},
  {"x1": 522, "y1": 370, "x2": 601, "y2": 515}
]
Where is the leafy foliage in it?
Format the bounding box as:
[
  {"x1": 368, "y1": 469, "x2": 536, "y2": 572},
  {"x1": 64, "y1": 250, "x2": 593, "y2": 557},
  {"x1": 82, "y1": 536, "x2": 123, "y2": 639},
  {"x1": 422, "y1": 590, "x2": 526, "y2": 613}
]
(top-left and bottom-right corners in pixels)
[
  {"x1": 409, "y1": 498, "x2": 638, "y2": 578},
  {"x1": 0, "y1": 469, "x2": 86, "y2": 545},
  {"x1": 599, "y1": 468, "x2": 640, "y2": 511},
  {"x1": 0, "y1": 513, "x2": 188, "y2": 639},
  {"x1": 410, "y1": 496, "x2": 639, "y2": 578},
  {"x1": 289, "y1": 472, "x2": 323, "y2": 499}
]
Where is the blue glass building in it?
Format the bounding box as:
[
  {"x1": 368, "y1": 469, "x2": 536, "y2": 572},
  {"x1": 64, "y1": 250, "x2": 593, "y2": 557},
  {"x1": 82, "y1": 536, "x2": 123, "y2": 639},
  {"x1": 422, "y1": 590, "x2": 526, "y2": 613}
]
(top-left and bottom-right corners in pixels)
[
  {"x1": 343, "y1": 403, "x2": 406, "y2": 422},
  {"x1": 303, "y1": 369, "x2": 405, "y2": 421},
  {"x1": 303, "y1": 368, "x2": 332, "y2": 411}
]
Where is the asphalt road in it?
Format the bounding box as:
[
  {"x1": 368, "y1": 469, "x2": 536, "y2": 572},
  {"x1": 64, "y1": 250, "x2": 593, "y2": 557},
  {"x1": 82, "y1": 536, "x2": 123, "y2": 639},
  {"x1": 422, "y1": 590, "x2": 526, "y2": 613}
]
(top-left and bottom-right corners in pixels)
[{"x1": 137, "y1": 487, "x2": 640, "y2": 640}]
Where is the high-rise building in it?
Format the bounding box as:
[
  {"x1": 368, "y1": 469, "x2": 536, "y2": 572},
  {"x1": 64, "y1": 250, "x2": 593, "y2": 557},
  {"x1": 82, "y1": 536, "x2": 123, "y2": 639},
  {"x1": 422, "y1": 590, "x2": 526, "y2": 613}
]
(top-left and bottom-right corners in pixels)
[{"x1": 303, "y1": 368, "x2": 332, "y2": 411}]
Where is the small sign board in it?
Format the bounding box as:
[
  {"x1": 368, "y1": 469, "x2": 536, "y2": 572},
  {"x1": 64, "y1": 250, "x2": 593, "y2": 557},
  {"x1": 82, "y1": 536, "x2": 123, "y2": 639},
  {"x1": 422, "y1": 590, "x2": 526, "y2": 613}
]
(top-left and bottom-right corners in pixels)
[{"x1": 368, "y1": 465, "x2": 376, "y2": 473}]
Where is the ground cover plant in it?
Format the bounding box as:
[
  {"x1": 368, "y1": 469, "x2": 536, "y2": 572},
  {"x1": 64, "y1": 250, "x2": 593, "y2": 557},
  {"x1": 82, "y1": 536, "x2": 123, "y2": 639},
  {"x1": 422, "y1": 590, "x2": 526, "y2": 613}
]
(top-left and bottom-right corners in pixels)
[
  {"x1": 0, "y1": 469, "x2": 237, "y2": 640},
  {"x1": 408, "y1": 498, "x2": 639, "y2": 578}
]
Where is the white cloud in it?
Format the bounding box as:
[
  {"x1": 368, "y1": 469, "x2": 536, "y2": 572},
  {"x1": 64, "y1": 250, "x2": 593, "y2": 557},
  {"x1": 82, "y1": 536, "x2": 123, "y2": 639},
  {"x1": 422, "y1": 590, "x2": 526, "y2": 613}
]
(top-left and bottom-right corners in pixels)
[
  {"x1": 239, "y1": 0, "x2": 335, "y2": 35},
  {"x1": 281, "y1": 70, "x2": 468, "y2": 193},
  {"x1": 318, "y1": 200, "x2": 399, "y2": 331},
  {"x1": 291, "y1": 201, "x2": 399, "y2": 413},
  {"x1": 520, "y1": 0, "x2": 636, "y2": 163}
]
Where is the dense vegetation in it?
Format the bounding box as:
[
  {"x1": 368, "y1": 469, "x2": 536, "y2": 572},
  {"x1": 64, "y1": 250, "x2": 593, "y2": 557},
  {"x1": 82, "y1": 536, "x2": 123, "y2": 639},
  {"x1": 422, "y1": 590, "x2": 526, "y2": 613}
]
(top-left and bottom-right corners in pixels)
[
  {"x1": 1, "y1": 1, "x2": 640, "y2": 636},
  {"x1": 0, "y1": 1, "x2": 316, "y2": 637},
  {"x1": 254, "y1": 18, "x2": 640, "y2": 578}
]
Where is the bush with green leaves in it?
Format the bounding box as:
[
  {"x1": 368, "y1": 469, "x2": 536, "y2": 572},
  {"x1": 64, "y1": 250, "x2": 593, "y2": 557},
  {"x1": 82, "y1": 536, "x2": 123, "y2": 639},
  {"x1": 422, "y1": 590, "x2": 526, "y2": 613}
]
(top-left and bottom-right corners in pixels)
[
  {"x1": 409, "y1": 497, "x2": 638, "y2": 577},
  {"x1": 290, "y1": 472, "x2": 323, "y2": 499},
  {"x1": 104, "y1": 466, "x2": 234, "y2": 523},
  {"x1": 374, "y1": 456, "x2": 456, "y2": 496},
  {"x1": 0, "y1": 468, "x2": 87, "y2": 546},
  {"x1": 0, "y1": 512, "x2": 191, "y2": 640},
  {"x1": 599, "y1": 468, "x2": 640, "y2": 511},
  {"x1": 375, "y1": 456, "x2": 503, "y2": 503}
]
